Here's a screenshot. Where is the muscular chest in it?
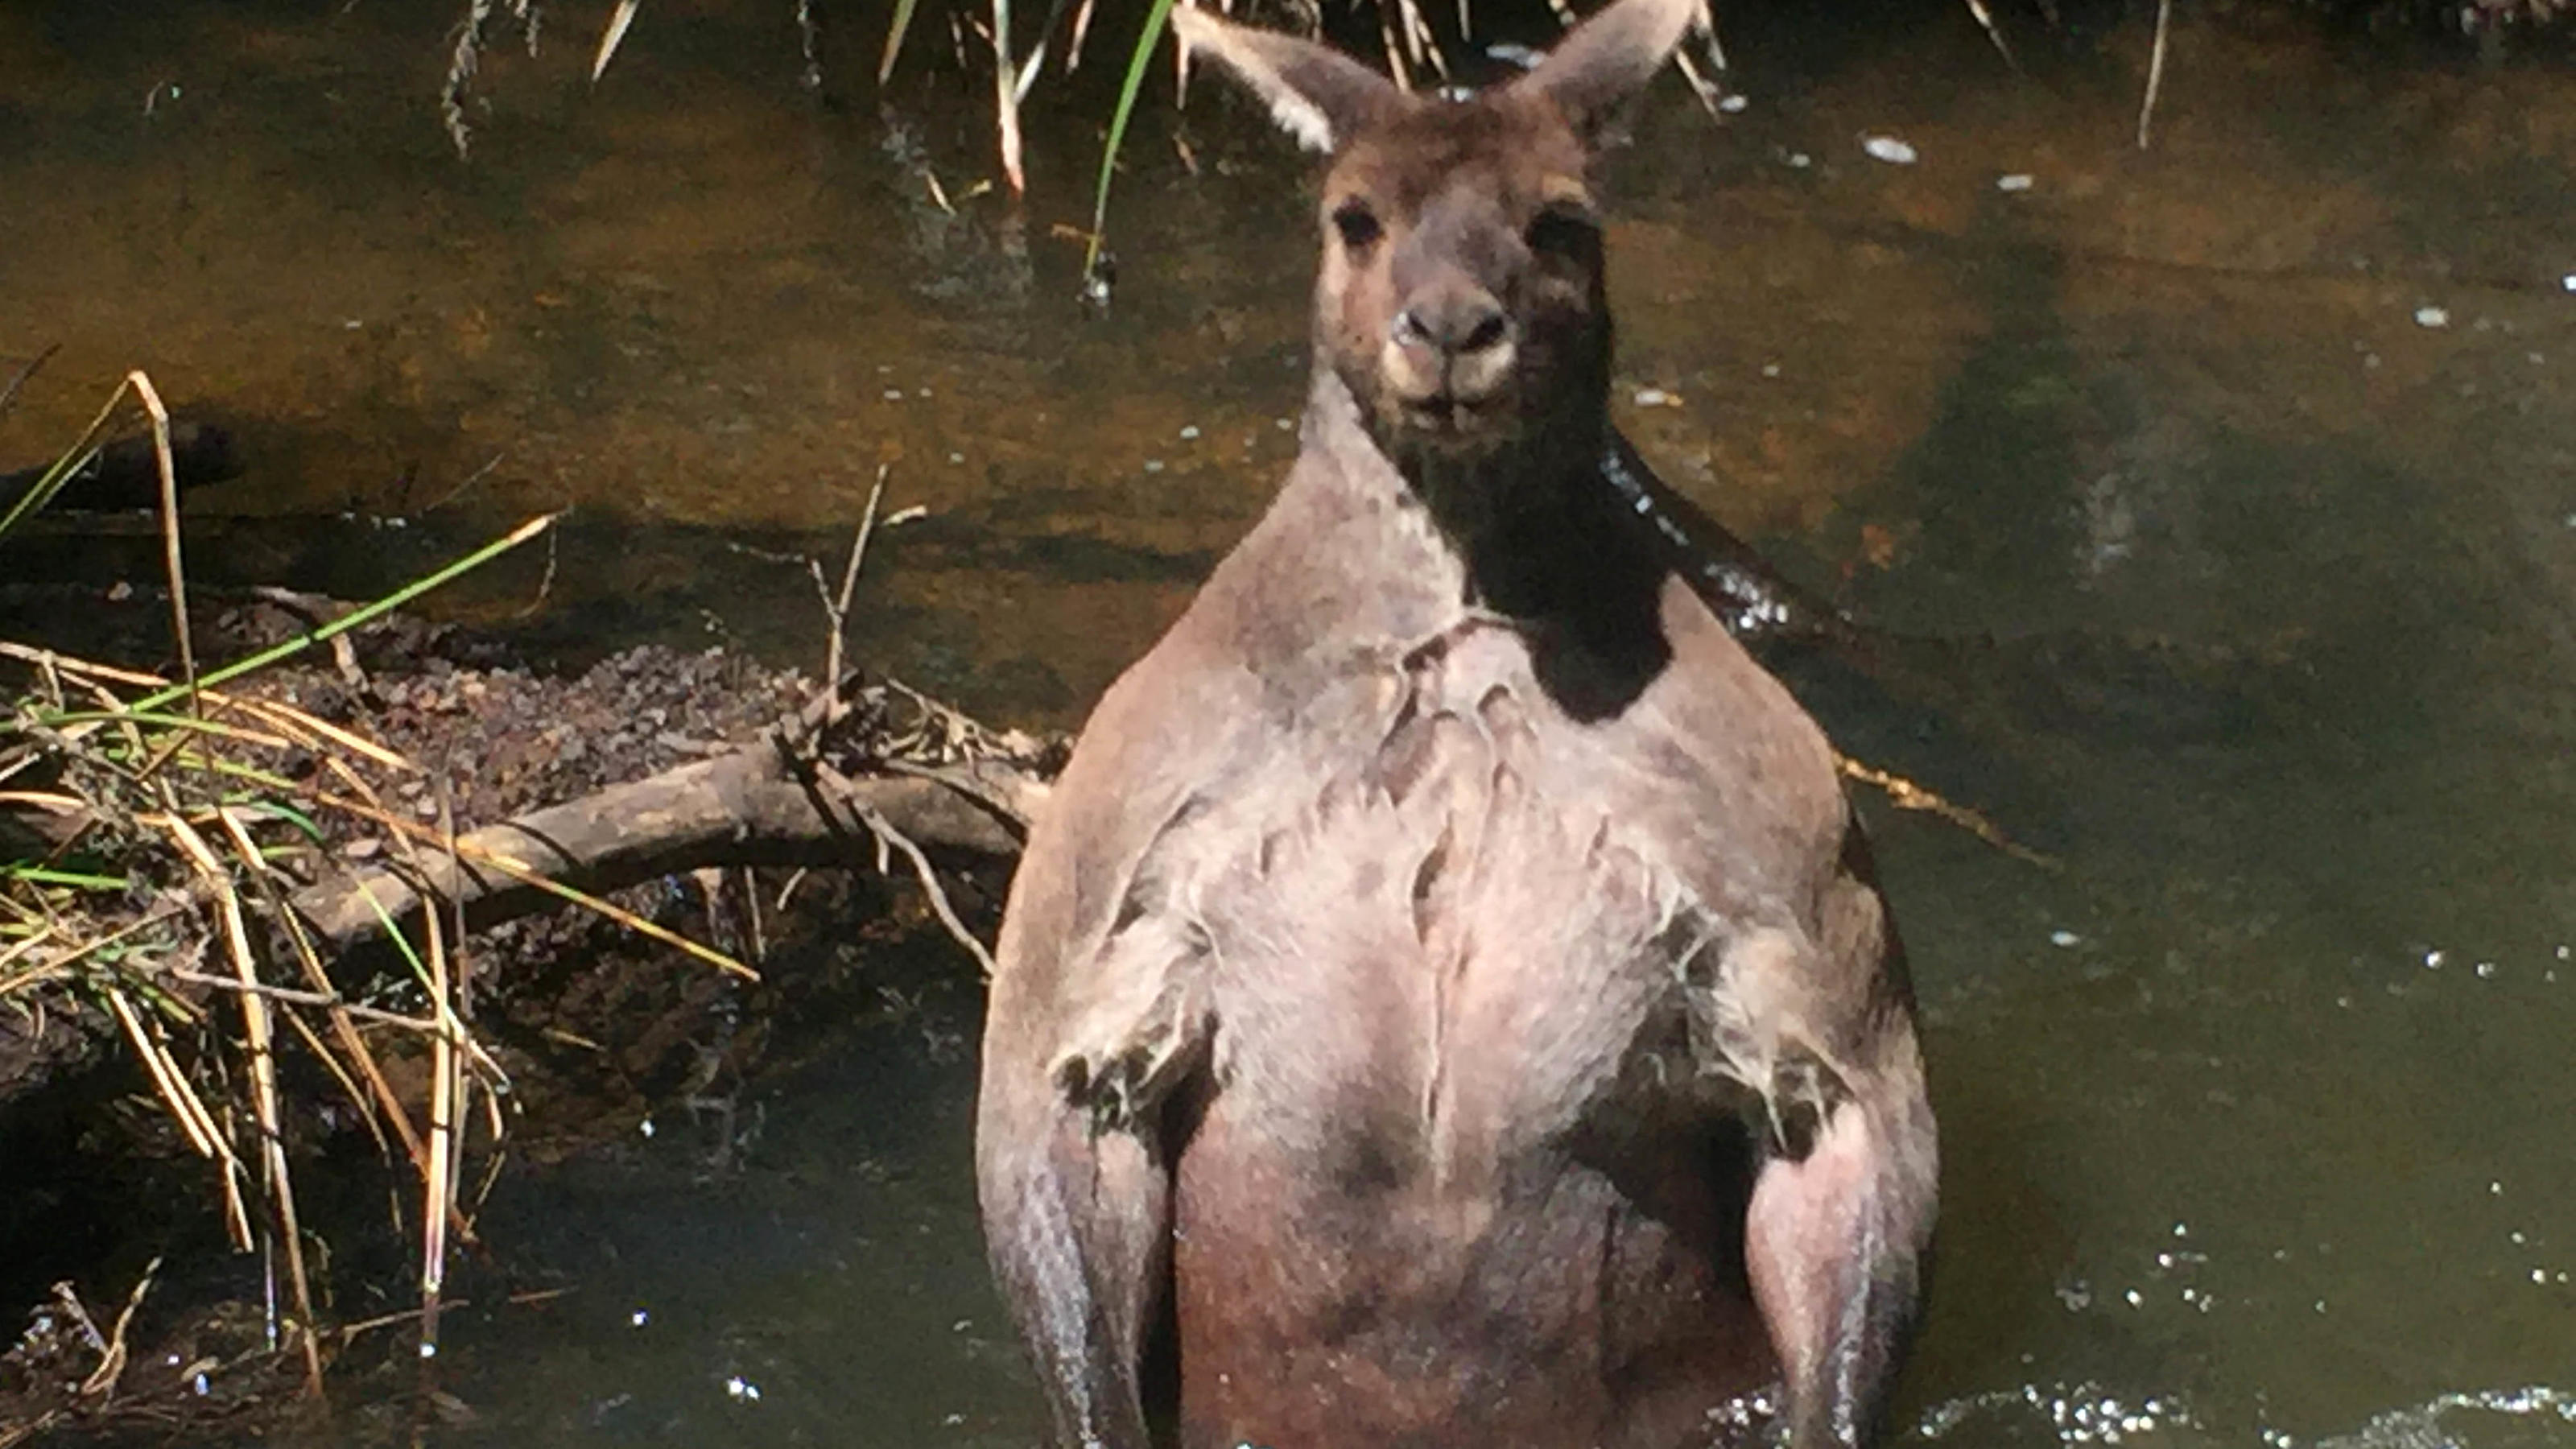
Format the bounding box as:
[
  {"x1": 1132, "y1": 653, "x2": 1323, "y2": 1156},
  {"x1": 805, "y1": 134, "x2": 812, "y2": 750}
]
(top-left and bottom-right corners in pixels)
[{"x1": 1171, "y1": 617, "x2": 1719, "y2": 1176}]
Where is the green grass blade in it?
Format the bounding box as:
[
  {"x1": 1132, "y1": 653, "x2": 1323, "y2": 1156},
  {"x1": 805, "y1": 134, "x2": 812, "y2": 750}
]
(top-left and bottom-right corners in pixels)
[
  {"x1": 1084, "y1": 0, "x2": 1180, "y2": 280},
  {"x1": 0, "y1": 444, "x2": 105, "y2": 539},
  {"x1": 0, "y1": 374, "x2": 138, "y2": 541},
  {"x1": 240, "y1": 799, "x2": 327, "y2": 844},
  {"x1": 61, "y1": 514, "x2": 556, "y2": 725},
  {"x1": 3, "y1": 865, "x2": 133, "y2": 892}
]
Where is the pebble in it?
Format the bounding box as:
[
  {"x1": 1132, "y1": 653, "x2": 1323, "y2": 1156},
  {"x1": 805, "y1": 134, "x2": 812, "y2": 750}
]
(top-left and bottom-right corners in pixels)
[
  {"x1": 2414, "y1": 305, "x2": 2450, "y2": 328},
  {"x1": 1996, "y1": 173, "x2": 2035, "y2": 192},
  {"x1": 1861, "y1": 135, "x2": 1918, "y2": 165},
  {"x1": 1718, "y1": 93, "x2": 1748, "y2": 114}
]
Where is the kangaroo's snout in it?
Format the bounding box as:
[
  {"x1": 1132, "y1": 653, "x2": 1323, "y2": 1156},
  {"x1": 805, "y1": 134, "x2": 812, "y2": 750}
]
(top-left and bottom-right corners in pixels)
[{"x1": 1385, "y1": 277, "x2": 1517, "y2": 412}]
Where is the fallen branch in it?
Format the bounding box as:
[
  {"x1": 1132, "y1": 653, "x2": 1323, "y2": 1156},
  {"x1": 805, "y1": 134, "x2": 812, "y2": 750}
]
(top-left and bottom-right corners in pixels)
[{"x1": 288, "y1": 739, "x2": 1041, "y2": 953}]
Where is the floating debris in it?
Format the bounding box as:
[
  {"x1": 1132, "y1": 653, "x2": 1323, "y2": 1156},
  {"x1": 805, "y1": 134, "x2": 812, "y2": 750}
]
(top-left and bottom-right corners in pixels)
[
  {"x1": 2414, "y1": 305, "x2": 2450, "y2": 328},
  {"x1": 1718, "y1": 93, "x2": 1748, "y2": 114},
  {"x1": 1996, "y1": 172, "x2": 2035, "y2": 192},
  {"x1": 1862, "y1": 134, "x2": 1918, "y2": 165}
]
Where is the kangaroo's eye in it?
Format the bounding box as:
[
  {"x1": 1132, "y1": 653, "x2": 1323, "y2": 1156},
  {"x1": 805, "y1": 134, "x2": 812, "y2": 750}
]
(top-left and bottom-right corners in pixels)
[
  {"x1": 1525, "y1": 207, "x2": 1597, "y2": 262},
  {"x1": 1331, "y1": 200, "x2": 1383, "y2": 252}
]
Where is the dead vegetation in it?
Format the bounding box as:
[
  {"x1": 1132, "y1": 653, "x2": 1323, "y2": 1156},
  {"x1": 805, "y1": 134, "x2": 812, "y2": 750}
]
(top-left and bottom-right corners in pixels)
[
  {"x1": 0, "y1": 605, "x2": 1059, "y2": 1442},
  {"x1": 0, "y1": 374, "x2": 1067, "y2": 1441}
]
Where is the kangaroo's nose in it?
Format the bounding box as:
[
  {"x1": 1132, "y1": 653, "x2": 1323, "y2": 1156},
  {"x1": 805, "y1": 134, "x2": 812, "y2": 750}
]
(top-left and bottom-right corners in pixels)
[{"x1": 1393, "y1": 291, "x2": 1509, "y2": 357}]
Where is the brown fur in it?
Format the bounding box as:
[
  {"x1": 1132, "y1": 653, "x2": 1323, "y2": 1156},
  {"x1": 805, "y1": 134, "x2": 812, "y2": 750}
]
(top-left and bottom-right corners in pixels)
[{"x1": 976, "y1": 3, "x2": 1936, "y2": 1445}]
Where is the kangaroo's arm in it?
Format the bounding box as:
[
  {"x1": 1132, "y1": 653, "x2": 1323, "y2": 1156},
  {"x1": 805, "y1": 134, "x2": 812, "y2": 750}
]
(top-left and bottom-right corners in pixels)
[
  {"x1": 1637, "y1": 586, "x2": 1939, "y2": 1449},
  {"x1": 976, "y1": 630, "x2": 1253, "y2": 1449},
  {"x1": 1737, "y1": 847, "x2": 1935, "y2": 1449}
]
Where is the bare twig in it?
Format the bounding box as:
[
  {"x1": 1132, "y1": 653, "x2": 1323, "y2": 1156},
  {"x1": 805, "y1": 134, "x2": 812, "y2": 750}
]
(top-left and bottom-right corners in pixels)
[
  {"x1": 335, "y1": 1300, "x2": 469, "y2": 1345},
  {"x1": 815, "y1": 760, "x2": 1000, "y2": 977},
  {"x1": 816, "y1": 465, "x2": 890, "y2": 728},
  {"x1": 0, "y1": 341, "x2": 60, "y2": 419},
  {"x1": 512, "y1": 521, "x2": 559, "y2": 618},
  {"x1": 75, "y1": 1257, "x2": 161, "y2": 1398},
  {"x1": 1836, "y1": 754, "x2": 2058, "y2": 869}
]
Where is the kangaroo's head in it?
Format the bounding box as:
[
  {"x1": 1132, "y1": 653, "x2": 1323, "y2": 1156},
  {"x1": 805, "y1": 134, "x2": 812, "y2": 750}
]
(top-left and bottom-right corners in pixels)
[{"x1": 1176, "y1": 0, "x2": 1702, "y2": 481}]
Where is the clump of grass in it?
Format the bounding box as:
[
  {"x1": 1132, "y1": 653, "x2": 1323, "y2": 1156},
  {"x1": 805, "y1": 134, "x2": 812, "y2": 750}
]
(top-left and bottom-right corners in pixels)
[{"x1": 2, "y1": 375, "x2": 753, "y2": 1415}]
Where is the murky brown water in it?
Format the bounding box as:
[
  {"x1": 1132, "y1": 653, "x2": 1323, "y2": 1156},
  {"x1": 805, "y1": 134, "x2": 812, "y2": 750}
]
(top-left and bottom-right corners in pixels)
[{"x1": 6, "y1": 0, "x2": 2574, "y2": 1443}]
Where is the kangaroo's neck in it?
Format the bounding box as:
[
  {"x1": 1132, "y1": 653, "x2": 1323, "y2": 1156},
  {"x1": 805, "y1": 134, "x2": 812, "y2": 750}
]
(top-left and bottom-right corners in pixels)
[{"x1": 1302, "y1": 369, "x2": 1671, "y2": 720}]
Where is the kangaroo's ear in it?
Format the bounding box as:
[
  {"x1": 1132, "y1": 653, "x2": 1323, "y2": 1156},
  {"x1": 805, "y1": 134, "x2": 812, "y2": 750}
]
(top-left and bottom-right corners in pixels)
[
  {"x1": 1514, "y1": 0, "x2": 1705, "y2": 142},
  {"x1": 1171, "y1": 4, "x2": 1408, "y2": 154}
]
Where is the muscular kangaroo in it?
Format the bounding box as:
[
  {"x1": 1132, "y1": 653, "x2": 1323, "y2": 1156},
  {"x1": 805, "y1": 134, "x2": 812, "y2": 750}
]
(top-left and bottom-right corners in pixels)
[{"x1": 975, "y1": 1, "x2": 1937, "y2": 1443}]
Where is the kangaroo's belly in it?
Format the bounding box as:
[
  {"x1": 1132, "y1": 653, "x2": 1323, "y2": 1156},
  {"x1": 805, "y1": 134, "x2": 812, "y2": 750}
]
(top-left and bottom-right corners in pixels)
[
  {"x1": 1171, "y1": 1095, "x2": 1778, "y2": 1449},
  {"x1": 1161, "y1": 620, "x2": 1782, "y2": 1448}
]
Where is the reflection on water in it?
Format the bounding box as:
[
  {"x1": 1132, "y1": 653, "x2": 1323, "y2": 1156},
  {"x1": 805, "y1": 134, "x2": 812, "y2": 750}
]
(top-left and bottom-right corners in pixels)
[{"x1": 4, "y1": 0, "x2": 2574, "y2": 1443}]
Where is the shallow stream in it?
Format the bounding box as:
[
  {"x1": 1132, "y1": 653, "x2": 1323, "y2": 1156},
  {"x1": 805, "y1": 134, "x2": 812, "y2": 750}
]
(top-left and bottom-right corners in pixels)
[{"x1": 3, "y1": 0, "x2": 2573, "y2": 1443}]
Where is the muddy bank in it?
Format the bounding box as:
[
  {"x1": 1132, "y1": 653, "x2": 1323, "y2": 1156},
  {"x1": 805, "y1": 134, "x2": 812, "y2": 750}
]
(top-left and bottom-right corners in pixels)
[{"x1": 0, "y1": 584, "x2": 1043, "y2": 1444}]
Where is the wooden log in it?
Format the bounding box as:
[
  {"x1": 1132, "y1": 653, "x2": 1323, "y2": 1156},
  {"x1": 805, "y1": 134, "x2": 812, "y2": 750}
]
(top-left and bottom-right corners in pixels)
[{"x1": 289, "y1": 741, "x2": 1042, "y2": 952}]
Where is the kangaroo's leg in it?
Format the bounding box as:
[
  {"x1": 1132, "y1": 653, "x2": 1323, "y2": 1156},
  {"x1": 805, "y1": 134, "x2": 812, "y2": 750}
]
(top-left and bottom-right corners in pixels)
[{"x1": 979, "y1": 1058, "x2": 1175, "y2": 1449}]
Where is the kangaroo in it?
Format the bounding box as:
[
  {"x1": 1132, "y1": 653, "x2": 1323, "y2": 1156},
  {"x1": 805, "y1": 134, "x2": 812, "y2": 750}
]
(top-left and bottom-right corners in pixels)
[{"x1": 974, "y1": 0, "x2": 1937, "y2": 1443}]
